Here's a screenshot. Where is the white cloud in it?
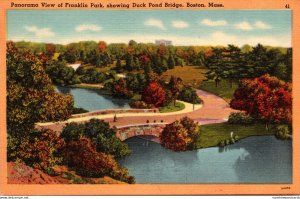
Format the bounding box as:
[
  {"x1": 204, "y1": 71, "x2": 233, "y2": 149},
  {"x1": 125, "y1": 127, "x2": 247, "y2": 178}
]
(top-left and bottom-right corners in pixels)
[
  {"x1": 75, "y1": 24, "x2": 102, "y2": 32},
  {"x1": 172, "y1": 20, "x2": 189, "y2": 29},
  {"x1": 24, "y1": 26, "x2": 55, "y2": 37},
  {"x1": 9, "y1": 31, "x2": 291, "y2": 47},
  {"x1": 144, "y1": 19, "x2": 166, "y2": 30},
  {"x1": 234, "y1": 21, "x2": 253, "y2": 30},
  {"x1": 201, "y1": 19, "x2": 228, "y2": 26},
  {"x1": 254, "y1": 21, "x2": 272, "y2": 29}
]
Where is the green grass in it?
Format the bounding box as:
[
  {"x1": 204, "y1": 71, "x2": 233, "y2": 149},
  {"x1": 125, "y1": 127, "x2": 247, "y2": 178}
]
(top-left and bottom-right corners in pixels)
[
  {"x1": 196, "y1": 123, "x2": 274, "y2": 149},
  {"x1": 159, "y1": 101, "x2": 185, "y2": 113},
  {"x1": 199, "y1": 80, "x2": 239, "y2": 102}
]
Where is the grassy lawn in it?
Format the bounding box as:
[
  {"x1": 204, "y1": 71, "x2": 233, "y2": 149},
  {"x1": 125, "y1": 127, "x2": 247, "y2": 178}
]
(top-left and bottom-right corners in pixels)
[
  {"x1": 159, "y1": 101, "x2": 185, "y2": 113},
  {"x1": 161, "y1": 66, "x2": 208, "y2": 87},
  {"x1": 199, "y1": 80, "x2": 239, "y2": 102},
  {"x1": 196, "y1": 123, "x2": 274, "y2": 149}
]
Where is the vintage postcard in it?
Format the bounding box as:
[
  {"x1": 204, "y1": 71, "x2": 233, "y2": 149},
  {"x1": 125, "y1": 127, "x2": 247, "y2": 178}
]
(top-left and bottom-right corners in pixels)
[{"x1": 0, "y1": 0, "x2": 299, "y2": 196}]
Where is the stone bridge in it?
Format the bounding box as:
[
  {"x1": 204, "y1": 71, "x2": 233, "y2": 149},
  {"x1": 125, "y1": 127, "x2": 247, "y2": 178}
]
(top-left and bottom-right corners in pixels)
[{"x1": 116, "y1": 123, "x2": 166, "y2": 142}]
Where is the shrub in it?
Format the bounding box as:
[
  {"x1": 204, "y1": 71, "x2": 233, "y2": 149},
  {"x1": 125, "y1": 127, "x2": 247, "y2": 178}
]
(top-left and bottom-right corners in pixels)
[
  {"x1": 219, "y1": 140, "x2": 225, "y2": 147},
  {"x1": 230, "y1": 138, "x2": 235, "y2": 144},
  {"x1": 228, "y1": 112, "x2": 254, "y2": 125},
  {"x1": 160, "y1": 117, "x2": 200, "y2": 151},
  {"x1": 130, "y1": 100, "x2": 153, "y2": 109},
  {"x1": 275, "y1": 125, "x2": 292, "y2": 140},
  {"x1": 18, "y1": 129, "x2": 65, "y2": 172},
  {"x1": 62, "y1": 137, "x2": 134, "y2": 183},
  {"x1": 225, "y1": 139, "x2": 230, "y2": 145},
  {"x1": 72, "y1": 107, "x2": 89, "y2": 114},
  {"x1": 178, "y1": 86, "x2": 202, "y2": 104},
  {"x1": 234, "y1": 135, "x2": 239, "y2": 141}
]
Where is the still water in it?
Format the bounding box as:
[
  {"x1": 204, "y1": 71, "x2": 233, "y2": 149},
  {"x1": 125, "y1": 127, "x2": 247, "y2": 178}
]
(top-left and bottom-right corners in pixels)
[
  {"x1": 56, "y1": 86, "x2": 130, "y2": 111},
  {"x1": 119, "y1": 136, "x2": 292, "y2": 184}
]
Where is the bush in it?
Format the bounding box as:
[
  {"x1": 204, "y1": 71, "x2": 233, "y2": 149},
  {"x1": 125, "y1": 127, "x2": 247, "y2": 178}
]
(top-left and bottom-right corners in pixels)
[
  {"x1": 234, "y1": 135, "x2": 239, "y2": 141},
  {"x1": 219, "y1": 140, "x2": 225, "y2": 147},
  {"x1": 130, "y1": 100, "x2": 153, "y2": 109},
  {"x1": 160, "y1": 117, "x2": 200, "y2": 151},
  {"x1": 62, "y1": 137, "x2": 134, "y2": 183},
  {"x1": 275, "y1": 125, "x2": 292, "y2": 140},
  {"x1": 228, "y1": 112, "x2": 254, "y2": 125},
  {"x1": 18, "y1": 129, "x2": 65, "y2": 171},
  {"x1": 225, "y1": 139, "x2": 230, "y2": 145},
  {"x1": 230, "y1": 138, "x2": 235, "y2": 144},
  {"x1": 178, "y1": 86, "x2": 202, "y2": 104},
  {"x1": 72, "y1": 107, "x2": 89, "y2": 114}
]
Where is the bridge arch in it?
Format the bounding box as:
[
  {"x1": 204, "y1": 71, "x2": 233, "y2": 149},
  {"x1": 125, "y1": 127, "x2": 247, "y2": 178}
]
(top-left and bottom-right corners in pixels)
[{"x1": 116, "y1": 123, "x2": 166, "y2": 141}]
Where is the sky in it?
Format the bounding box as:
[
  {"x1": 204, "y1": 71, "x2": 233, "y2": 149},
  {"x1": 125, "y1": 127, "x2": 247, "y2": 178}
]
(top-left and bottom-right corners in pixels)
[{"x1": 7, "y1": 10, "x2": 292, "y2": 47}]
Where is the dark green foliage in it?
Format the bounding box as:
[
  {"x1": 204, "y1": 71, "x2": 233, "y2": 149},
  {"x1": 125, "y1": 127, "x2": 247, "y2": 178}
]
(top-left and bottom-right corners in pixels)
[
  {"x1": 178, "y1": 86, "x2": 202, "y2": 104},
  {"x1": 60, "y1": 119, "x2": 130, "y2": 158},
  {"x1": 46, "y1": 60, "x2": 80, "y2": 85},
  {"x1": 126, "y1": 73, "x2": 147, "y2": 94},
  {"x1": 228, "y1": 112, "x2": 255, "y2": 125},
  {"x1": 167, "y1": 55, "x2": 175, "y2": 69},
  {"x1": 204, "y1": 44, "x2": 291, "y2": 85},
  {"x1": 79, "y1": 68, "x2": 107, "y2": 84},
  {"x1": 72, "y1": 107, "x2": 89, "y2": 114}
]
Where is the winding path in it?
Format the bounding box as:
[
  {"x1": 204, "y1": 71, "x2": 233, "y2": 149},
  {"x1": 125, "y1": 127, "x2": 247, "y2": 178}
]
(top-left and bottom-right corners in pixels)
[{"x1": 36, "y1": 89, "x2": 235, "y2": 132}]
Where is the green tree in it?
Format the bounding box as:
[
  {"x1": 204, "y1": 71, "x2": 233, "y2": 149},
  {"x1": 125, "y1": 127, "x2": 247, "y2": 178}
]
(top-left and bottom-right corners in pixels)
[
  {"x1": 167, "y1": 55, "x2": 175, "y2": 69},
  {"x1": 7, "y1": 41, "x2": 74, "y2": 160}
]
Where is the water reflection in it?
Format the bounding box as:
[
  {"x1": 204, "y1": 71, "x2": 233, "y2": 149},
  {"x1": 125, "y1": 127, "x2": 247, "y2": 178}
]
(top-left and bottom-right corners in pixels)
[
  {"x1": 56, "y1": 86, "x2": 130, "y2": 111},
  {"x1": 119, "y1": 136, "x2": 292, "y2": 184}
]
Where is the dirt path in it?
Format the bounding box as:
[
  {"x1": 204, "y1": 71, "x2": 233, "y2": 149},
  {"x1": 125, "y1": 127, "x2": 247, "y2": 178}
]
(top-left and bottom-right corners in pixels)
[{"x1": 37, "y1": 89, "x2": 235, "y2": 132}]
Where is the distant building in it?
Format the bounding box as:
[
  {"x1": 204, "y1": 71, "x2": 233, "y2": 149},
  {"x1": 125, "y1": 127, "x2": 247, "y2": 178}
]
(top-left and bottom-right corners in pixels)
[{"x1": 155, "y1": 40, "x2": 172, "y2": 46}]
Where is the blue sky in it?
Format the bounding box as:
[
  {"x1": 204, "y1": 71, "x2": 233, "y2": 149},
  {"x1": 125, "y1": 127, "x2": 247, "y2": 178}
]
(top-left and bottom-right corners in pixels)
[{"x1": 7, "y1": 10, "x2": 291, "y2": 47}]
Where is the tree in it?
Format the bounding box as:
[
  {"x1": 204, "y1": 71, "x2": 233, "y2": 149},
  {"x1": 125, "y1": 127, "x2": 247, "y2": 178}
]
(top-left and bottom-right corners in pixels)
[
  {"x1": 17, "y1": 129, "x2": 65, "y2": 171},
  {"x1": 167, "y1": 55, "x2": 175, "y2": 69},
  {"x1": 142, "y1": 82, "x2": 166, "y2": 107},
  {"x1": 168, "y1": 76, "x2": 183, "y2": 105},
  {"x1": 178, "y1": 86, "x2": 201, "y2": 104},
  {"x1": 7, "y1": 42, "x2": 74, "y2": 137},
  {"x1": 113, "y1": 78, "x2": 131, "y2": 97},
  {"x1": 273, "y1": 62, "x2": 288, "y2": 81},
  {"x1": 230, "y1": 74, "x2": 292, "y2": 129},
  {"x1": 46, "y1": 60, "x2": 77, "y2": 85},
  {"x1": 62, "y1": 137, "x2": 134, "y2": 183},
  {"x1": 45, "y1": 43, "x2": 56, "y2": 59},
  {"x1": 97, "y1": 41, "x2": 107, "y2": 53},
  {"x1": 160, "y1": 117, "x2": 200, "y2": 151}
]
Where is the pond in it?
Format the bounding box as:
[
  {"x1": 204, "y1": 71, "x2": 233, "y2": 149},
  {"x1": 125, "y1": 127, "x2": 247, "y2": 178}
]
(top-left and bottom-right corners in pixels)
[
  {"x1": 56, "y1": 86, "x2": 130, "y2": 111},
  {"x1": 119, "y1": 135, "x2": 292, "y2": 184}
]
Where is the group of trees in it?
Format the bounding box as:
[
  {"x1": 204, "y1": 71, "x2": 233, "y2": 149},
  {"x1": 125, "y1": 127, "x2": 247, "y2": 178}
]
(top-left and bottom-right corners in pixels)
[
  {"x1": 117, "y1": 72, "x2": 201, "y2": 108},
  {"x1": 205, "y1": 44, "x2": 292, "y2": 87},
  {"x1": 60, "y1": 119, "x2": 134, "y2": 183},
  {"x1": 230, "y1": 74, "x2": 292, "y2": 129},
  {"x1": 7, "y1": 41, "x2": 74, "y2": 143},
  {"x1": 7, "y1": 41, "x2": 134, "y2": 183}
]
